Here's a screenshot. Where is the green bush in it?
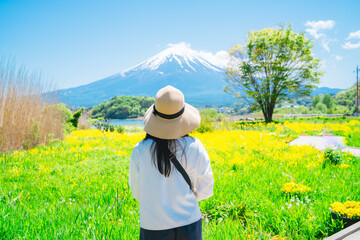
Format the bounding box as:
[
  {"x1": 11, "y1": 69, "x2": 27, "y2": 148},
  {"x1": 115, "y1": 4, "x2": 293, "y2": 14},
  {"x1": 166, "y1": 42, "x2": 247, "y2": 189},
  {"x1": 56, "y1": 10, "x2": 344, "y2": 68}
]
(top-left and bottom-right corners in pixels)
[
  {"x1": 116, "y1": 125, "x2": 125, "y2": 134},
  {"x1": 202, "y1": 201, "x2": 246, "y2": 223},
  {"x1": 316, "y1": 102, "x2": 327, "y2": 113},
  {"x1": 323, "y1": 147, "x2": 342, "y2": 167},
  {"x1": 64, "y1": 122, "x2": 76, "y2": 134},
  {"x1": 195, "y1": 117, "x2": 215, "y2": 133}
]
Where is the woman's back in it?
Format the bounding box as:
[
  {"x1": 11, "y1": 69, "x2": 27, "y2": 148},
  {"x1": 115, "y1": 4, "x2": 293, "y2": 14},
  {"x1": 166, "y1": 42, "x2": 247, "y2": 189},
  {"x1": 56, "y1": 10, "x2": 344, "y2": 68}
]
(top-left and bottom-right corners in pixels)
[
  {"x1": 129, "y1": 136, "x2": 213, "y2": 230},
  {"x1": 129, "y1": 85, "x2": 213, "y2": 239}
]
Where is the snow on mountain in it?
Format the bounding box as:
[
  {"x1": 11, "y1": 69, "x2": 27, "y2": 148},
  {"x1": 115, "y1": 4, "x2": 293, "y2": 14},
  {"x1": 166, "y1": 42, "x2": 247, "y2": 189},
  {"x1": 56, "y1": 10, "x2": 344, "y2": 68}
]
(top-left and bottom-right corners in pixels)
[{"x1": 120, "y1": 42, "x2": 223, "y2": 77}]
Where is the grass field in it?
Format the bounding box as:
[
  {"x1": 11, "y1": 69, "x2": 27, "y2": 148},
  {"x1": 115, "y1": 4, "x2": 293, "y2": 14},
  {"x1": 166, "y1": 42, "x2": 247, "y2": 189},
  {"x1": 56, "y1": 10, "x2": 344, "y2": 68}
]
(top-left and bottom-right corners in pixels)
[{"x1": 1, "y1": 121, "x2": 360, "y2": 239}]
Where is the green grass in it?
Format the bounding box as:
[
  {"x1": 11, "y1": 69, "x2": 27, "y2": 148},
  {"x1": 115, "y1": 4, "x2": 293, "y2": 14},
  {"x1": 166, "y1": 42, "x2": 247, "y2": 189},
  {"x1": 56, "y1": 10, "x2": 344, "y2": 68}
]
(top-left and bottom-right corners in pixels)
[{"x1": 0, "y1": 126, "x2": 359, "y2": 239}]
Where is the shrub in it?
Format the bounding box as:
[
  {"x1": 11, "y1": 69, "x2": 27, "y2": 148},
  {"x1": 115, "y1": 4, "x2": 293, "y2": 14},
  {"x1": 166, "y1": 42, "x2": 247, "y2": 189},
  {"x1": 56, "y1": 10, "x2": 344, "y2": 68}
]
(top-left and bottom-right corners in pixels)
[
  {"x1": 316, "y1": 102, "x2": 327, "y2": 113},
  {"x1": 202, "y1": 201, "x2": 246, "y2": 223},
  {"x1": 116, "y1": 125, "x2": 125, "y2": 134},
  {"x1": 195, "y1": 117, "x2": 215, "y2": 133},
  {"x1": 323, "y1": 147, "x2": 342, "y2": 167},
  {"x1": 64, "y1": 122, "x2": 76, "y2": 134},
  {"x1": 194, "y1": 109, "x2": 225, "y2": 133}
]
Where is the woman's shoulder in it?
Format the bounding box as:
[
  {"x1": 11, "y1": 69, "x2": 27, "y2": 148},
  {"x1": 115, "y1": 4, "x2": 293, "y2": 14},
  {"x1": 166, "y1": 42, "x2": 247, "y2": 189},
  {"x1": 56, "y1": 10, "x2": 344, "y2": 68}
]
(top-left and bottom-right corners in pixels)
[
  {"x1": 182, "y1": 136, "x2": 204, "y2": 149},
  {"x1": 134, "y1": 138, "x2": 153, "y2": 151}
]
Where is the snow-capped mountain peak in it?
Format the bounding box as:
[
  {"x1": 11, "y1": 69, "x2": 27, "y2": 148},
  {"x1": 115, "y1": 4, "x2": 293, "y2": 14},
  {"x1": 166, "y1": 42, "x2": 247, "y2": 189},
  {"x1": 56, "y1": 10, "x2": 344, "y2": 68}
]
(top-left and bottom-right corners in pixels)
[{"x1": 121, "y1": 43, "x2": 223, "y2": 76}]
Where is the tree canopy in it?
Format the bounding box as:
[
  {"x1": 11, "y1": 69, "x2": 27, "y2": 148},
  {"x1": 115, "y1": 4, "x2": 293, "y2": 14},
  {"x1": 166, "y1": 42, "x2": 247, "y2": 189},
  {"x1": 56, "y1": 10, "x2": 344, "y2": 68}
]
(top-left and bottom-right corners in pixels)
[
  {"x1": 312, "y1": 95, "x2": 320, "y2": 108},
  {"x1": 322, "y1": 94, "x2": 333, "y2": 109},
  {"x1": 335, "y1": 85, "x2": 357, "y2": 112},
  {"x1": 91, "y1": 96, "x2": 154, "y2": 119},
  {"x1": 225, "y1": 25, "x2": 323, "y2": 122}
]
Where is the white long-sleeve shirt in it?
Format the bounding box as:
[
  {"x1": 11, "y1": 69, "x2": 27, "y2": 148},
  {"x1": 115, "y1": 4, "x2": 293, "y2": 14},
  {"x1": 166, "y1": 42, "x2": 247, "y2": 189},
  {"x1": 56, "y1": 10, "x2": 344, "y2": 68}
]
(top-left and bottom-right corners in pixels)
[{"x1": 129, "y1": 136, "x2": 214, "y2": 230}]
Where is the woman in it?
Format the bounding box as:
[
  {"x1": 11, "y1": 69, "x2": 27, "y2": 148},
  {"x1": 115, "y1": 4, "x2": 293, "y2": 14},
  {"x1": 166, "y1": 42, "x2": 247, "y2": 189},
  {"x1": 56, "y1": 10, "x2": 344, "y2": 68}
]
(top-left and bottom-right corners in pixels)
[{"x1": 129, "y1": 85, "x2": 214, "y2": 240}]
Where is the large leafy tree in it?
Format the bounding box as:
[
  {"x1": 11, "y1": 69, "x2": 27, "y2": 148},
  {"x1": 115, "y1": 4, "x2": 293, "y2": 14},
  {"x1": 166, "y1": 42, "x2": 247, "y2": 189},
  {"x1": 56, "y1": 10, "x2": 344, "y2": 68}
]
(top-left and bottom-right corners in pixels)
[{"x1": 225, "y1": 25, "x2": 323, "y2": 122}]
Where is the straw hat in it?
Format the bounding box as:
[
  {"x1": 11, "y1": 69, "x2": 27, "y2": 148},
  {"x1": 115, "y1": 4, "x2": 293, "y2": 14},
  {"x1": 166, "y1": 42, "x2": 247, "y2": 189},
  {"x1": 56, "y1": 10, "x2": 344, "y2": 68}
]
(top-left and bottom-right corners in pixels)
[{"x1": 144, "y1": 85, "x2": 201, "y2": 140}]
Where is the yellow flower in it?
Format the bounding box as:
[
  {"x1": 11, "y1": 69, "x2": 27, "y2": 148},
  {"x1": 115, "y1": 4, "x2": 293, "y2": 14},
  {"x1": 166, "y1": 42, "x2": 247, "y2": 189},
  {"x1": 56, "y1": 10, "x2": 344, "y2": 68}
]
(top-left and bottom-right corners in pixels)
[
  {"x1": 331, "y1": 201, "x2": 360, "y2": 219},
  {"x1": 339, "y1": 164, "x2": 349, "y2": 169},
  {"x1": 281, "y1": 182, "x2": 311, "y2": 194}
]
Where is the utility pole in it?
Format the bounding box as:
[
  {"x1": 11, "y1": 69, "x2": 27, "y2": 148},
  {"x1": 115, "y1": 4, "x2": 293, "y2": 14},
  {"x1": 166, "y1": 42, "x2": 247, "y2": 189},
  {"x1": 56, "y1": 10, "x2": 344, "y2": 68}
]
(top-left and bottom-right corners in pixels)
[{"x1": 357, "y1": 65, "x2": 359, "y2": 114}]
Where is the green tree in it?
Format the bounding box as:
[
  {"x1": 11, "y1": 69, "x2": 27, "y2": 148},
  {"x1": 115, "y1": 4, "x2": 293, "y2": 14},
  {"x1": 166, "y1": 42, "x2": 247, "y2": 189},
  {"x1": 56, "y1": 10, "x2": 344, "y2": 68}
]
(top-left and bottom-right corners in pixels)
[
  {"x1": 312, "y1": 95, "x2": 320, "y2": 108},
  {"x1": 335, "y1": 85, "x2": 357, "y2": 112},
  {"x1": 322, "y1": 94, "x2": 333, "y2": 109},
  {"x1": 316, "y1": 102, "x2": 327, "y2": 113},
  {"x1": 225, "y1": 25, "x2": 322, "y2": 122},
  {"x1": 70, "y1": 108, "x2": 83, "y2": 128}
]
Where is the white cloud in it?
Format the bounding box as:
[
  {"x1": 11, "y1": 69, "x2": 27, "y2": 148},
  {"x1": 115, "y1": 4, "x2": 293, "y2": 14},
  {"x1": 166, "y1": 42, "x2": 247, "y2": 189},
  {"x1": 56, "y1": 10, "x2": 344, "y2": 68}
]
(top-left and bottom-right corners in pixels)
[
  {"x1": 342, "y1": 41, "x2": 360, "y2": 49},
  {"x1": 305, "y1": 28, "x2": 324, "y2": 39},
  {"x1": 319, "y1": 60, "x2": 327, "y2": 70},
  {"x1": 347, "y1": 30, "x2": 360, "y2": 40},
  {"x1": 198, "y1": 50, "x2": 230, "y2": 69},
  {"x1": 333, "y1": 55, "x2": 343, "y2": 61},
  {"x1": 321, "y1": 38, "x2": 337, "y2": 52},
  {"x1": 305, "y1": 20, "x2": 336, "y2": 52},
  {"x1": 305, "y1": 20, "x2": 335, "y2": 39},
  {"x1": 342, "y1": 30, "x2": 360, "y2": 50},
  {"x1": 321, "y1": 40, "x2": 330, "y2": 52}
]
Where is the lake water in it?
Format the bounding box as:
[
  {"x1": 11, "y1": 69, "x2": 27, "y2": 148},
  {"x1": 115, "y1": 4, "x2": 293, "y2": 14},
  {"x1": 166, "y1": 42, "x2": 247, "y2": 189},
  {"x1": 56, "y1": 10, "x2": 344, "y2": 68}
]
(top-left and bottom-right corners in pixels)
[{"x1": 109, "y1": 119, "x2": 143, "y2": 126}]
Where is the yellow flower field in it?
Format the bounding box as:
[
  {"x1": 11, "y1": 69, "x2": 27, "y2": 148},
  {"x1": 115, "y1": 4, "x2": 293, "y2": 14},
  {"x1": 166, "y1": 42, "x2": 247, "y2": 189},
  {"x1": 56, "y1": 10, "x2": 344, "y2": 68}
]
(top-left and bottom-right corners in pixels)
[{"x1": 1, "y1": 121, "x2": 360, "y2": 239}]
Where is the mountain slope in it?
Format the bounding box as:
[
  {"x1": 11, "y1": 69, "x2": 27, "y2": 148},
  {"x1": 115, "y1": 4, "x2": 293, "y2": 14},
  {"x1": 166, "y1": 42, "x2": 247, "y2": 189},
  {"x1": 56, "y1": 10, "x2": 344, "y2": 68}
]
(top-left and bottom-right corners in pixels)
[{"x1": 311, "y1": 87, "x2": 345, "y2": 96}]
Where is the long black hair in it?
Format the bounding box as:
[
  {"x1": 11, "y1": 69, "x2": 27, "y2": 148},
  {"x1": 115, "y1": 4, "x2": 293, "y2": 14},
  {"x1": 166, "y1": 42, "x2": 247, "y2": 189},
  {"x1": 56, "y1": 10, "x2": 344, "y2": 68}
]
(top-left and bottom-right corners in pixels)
[{"x1": 144, "y1": 133, "x2": 188, "y2": 177}]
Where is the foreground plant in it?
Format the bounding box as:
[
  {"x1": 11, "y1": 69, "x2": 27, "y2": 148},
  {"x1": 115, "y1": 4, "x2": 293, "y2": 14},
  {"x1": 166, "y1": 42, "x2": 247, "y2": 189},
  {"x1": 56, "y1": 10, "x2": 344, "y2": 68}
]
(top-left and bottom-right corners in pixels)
[{"x1": 331, "y1": 201, "x2": 360, "y2": 219}]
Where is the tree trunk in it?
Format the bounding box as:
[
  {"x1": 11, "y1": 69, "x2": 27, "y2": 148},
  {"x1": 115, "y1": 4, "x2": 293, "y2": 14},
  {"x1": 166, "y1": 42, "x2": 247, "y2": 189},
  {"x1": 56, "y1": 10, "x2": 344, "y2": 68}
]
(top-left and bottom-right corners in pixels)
[{"x1": 263, "y1": 106, "x2": 274, "y2": 123}]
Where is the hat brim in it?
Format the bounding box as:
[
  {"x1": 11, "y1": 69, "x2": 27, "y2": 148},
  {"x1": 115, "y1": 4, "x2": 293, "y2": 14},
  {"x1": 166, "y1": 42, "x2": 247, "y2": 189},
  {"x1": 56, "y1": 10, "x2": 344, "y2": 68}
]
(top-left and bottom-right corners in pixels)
[{"x1": 143, "y1": 103, "x2": 201, "y2": 140}]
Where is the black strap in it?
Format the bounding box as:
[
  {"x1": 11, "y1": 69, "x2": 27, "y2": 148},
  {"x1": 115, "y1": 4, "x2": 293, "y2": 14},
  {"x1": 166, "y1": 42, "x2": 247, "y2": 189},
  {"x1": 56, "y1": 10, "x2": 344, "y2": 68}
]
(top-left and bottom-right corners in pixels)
[
  {"x1": 153, "y1": 105, "x2": 185, "y2": 119},
  {"x1": 169, "y1": 152, "x2": 193, "y2": 191}
]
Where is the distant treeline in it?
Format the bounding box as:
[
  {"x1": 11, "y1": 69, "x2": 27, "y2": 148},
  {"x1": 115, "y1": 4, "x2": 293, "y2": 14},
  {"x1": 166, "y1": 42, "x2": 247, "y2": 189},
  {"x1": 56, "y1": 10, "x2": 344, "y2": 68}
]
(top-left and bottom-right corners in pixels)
[{"x1": 91, "y1": 96, "x2": 154, "y2": 119}]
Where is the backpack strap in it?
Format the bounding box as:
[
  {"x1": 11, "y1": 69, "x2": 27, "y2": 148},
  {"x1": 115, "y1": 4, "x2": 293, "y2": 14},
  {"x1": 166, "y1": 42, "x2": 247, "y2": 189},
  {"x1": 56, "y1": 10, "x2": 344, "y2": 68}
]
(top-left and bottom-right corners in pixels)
[{"x1": 169, "y1": 152, "x2": 193, "y2": 191}]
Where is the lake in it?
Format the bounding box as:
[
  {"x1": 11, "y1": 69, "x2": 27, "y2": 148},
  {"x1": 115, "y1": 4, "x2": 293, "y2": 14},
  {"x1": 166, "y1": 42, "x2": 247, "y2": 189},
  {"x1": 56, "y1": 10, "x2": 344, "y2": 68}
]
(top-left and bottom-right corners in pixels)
[{"x1": 109, "y1": 119, "x2": 144, "y2": 126}]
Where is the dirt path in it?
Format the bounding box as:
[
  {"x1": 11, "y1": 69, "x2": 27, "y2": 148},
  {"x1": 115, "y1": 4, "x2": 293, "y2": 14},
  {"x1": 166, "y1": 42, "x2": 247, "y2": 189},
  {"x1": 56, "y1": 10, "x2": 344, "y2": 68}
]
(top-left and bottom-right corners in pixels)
[{"x1": 289, "y1": 136, "x2": 360, "y2": 157}]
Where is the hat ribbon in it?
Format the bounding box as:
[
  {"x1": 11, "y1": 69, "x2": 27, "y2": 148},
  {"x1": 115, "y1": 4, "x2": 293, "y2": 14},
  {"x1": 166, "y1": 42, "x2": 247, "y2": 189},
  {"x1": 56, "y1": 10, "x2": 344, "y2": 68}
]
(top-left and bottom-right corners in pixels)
[{"x1": 153, "y1": 105, "x2": 185, "y2": 119}]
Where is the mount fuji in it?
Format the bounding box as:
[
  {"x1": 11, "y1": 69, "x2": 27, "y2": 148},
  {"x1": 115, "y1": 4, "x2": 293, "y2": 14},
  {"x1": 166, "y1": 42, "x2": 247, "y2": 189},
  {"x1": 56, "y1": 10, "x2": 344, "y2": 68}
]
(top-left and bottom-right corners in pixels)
[{"x1": 57, "y1": 43, "x2": 236, "y2": 107}]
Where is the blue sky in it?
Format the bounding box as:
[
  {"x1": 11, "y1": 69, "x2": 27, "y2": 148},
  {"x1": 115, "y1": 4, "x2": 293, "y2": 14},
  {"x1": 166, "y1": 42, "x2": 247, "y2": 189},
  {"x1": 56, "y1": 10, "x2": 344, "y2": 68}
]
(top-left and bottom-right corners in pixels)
[{"x1": 1, "y1": 0, "x2": 359, "y2": 90}]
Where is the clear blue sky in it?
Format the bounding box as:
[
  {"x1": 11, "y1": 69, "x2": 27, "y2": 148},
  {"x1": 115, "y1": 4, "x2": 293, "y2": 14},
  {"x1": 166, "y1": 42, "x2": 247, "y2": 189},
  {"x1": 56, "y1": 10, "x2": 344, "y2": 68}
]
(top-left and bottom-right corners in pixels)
[{"x1": 1, "y1": 0, "x2": 359, "y2": 90}]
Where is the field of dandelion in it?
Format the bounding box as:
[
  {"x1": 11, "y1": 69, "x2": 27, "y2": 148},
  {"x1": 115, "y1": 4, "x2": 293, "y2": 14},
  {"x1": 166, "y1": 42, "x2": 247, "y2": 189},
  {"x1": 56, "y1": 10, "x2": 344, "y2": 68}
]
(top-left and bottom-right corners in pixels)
[{"x1": 1, "y1": 120, "x2": 360, "y2": 239}]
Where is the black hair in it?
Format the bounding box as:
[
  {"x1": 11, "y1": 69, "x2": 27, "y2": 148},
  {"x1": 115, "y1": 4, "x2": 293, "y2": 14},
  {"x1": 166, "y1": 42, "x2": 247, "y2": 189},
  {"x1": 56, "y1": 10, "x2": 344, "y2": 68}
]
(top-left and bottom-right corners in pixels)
[{"x1": 144, "y1": 133, "x2": 188, "y2": 177}]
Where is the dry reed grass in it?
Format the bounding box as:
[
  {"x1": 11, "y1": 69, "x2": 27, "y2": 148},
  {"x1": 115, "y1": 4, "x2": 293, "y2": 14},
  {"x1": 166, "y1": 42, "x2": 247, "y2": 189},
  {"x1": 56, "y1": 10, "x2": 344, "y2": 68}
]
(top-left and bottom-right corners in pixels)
[
  {"x1": 0, "y1": 58, "x2": 64, "y2": 152},
  {"x1": 78, "y1": 111, "x2": 91, "y2": 130}
]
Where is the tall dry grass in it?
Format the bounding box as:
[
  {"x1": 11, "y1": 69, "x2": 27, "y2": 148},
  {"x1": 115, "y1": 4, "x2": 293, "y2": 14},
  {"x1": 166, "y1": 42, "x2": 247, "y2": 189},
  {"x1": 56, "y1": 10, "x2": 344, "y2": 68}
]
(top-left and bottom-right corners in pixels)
[{"x1": 0, "y1": 58, "x2": 64, "y2": 152}]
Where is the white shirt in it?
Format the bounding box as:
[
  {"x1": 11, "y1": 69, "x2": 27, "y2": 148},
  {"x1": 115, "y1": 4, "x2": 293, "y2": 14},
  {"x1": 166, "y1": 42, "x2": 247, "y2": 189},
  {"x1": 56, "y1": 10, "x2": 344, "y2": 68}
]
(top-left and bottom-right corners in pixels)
[{"x1": 129, "y1": 136, "x2": 214, "y2": 230}]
